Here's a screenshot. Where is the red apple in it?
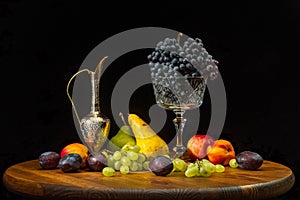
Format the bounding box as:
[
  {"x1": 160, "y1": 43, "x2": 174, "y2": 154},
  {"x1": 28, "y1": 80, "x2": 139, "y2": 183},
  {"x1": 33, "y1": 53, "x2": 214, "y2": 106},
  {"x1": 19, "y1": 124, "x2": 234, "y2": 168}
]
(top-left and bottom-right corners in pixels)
[{"x1": 187, "y1": 134, "x2": 215, "y2": 161}]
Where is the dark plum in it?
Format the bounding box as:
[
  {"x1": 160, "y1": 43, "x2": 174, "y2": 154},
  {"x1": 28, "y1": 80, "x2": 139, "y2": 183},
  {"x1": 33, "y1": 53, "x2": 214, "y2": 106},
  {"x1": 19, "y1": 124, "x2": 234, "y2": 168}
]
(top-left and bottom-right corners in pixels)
[
  {"x1": 149, "y1": 156, "x2": 174, "y2": 176},
  {"x1": 236, "y1": 151, "x2": 263, "y2": 170},
  {"x1": 87, "y1": 153, "x2": 107, "y2": 171},
  {"x1": 58, "y1": 153, "x2": 82, "y2": 173},
  {"x1": 39, "y1": 151, "x2": 60, "y2": 169}
]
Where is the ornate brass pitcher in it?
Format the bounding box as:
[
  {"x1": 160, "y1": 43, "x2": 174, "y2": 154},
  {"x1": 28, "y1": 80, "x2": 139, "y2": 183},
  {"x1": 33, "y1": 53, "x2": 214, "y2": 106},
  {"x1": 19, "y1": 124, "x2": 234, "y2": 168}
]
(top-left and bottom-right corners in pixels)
[{"x1": 66, "y1": 56, "x2": 110, "y2": 155}]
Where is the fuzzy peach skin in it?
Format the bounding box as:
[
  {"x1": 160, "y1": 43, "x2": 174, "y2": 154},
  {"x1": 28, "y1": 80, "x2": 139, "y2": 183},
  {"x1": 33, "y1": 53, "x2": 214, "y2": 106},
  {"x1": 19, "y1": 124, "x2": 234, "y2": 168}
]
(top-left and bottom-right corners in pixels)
[{"x1": 207, "y1": 139, "x2": 235, "y2": 165}]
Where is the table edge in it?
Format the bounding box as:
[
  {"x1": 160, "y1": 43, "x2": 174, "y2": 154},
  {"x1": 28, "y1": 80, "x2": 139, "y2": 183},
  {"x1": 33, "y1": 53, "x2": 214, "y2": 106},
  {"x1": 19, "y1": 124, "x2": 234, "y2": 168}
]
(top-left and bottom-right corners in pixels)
[{"x1": 2, "y1": 160, "x2": 296, "y2": 200}]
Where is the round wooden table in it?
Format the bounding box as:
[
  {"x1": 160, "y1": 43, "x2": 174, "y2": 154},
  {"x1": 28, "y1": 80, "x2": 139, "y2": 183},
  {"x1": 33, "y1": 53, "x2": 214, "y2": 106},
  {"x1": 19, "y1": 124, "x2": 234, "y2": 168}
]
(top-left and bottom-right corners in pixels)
[{"x1": 3, "y1": 159, "x2": 295, "y2": 200}]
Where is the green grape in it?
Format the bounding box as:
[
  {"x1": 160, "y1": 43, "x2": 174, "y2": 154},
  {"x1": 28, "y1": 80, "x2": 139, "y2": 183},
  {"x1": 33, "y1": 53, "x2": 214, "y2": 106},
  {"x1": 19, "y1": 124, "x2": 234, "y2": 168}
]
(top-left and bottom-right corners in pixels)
[
  {"x1": 137, "y1": 162, "x2": 143, "y2": 171},
  {"x1": 202, "y1": 162, "x2": 216, "y2": 173},
  {"x1": 127, "y1": 151, "x2": 139, "y2": 161},
  {"x1": 137, "y1": 153, "x2": 146, "y2": 163},
  {"x1": 114, "y1": 161, "x2": 122, "y2": 170},
  {"x1": 143, "y1": 161, "x2": 150, "y2": 170},
  {"x1": 199, "y1": 167, "x2": 211, "y2": 177},
  {"x1": 215, "y1": 164, "x2": 225, "y2": 173},
  {"x1": 102, "y1": 167, "x2": 115, "y2": 177},
  {"x1": 121, "y1": 144, "x2": 140, "y2": 153},
  {"x1": 185, "y1": 166, "x2": 198, "y2": 178},
  {"x1": 201, "y1": 159, "x2": 210, "y2": 163},
  {"x1": 173, "y1": 158, "x2": 187, "y2": 172},
  {"x1": 229, "y1": 158, "x2": 238, "y2": 168},
  {"x1": 121, "y1": 144, "x2": 131, "y2": 152},
  {"x1": 120, "y1": 156, "x2": 131, "y2": 166},
  {"x1": 187, "y1": 162, "x2": 198, "y2": 170},
  {"x1": 107, "y1": 155, "x2": 115, "y2": 168},
  {"x1": 196, "y1": 167, "x2": 202, "y2": 176},
  {"x1": 101, "y1": 150, "x2": 109, "y2": 158},
  {"x1": 130, "y1": 161, "x2": 139, "y2": 171},
  {"x1": 113, "y1": 151, "x2": 122, "y2": 160},
  {"x1": 120, "y1": 165, "x2": 130, "y2": 174},
  {"x1": 131, "y1": 145, "x2": 141, "y2": 153},
  {"x1": 197, "y1": 158, "x2": 210, "y2": 167}
]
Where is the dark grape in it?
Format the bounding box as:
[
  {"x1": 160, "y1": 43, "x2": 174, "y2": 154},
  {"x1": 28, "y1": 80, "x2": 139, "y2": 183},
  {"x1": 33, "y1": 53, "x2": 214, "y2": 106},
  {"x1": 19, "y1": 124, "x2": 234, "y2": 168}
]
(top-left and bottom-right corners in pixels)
[
  {"x1": 159, "y1": 57, "x2": 163, "y2": 63},
  {"x1": 87, "y1": 153, "x2": 107, "y2": 171},
  {"x1": 39, "y1": 151, "x2": 60, "y2": 169},
  {"x1": 186, "y1": 63, "x2": 193, "y2": 70},
  {"x1": 179, "y1": 64, "x2": 185, "y2": 70},
  {"x1": 192, "y1": 48, "x2": 199, "y2": 54},
  {"x1": 148, "y1": 50, "x2": 197, "y2": 78},
  {"x1": 163, "y1": 56, "x2": 170, "y2": 62},
  {"x1": 185, "y1": 54, "x2": 192, "y2": 60},
  {"x1": 179, "y1": 52, "x2": 185, "y2": 57},
  {"x1": 151, "y1": 56, "x2": 158, "y2": 62},
  {"x1": 195, "y1": 38, "x2": 202, "y2": 43},
  {"x1": 147, "y1": 35, "x2": 219, "y2": 81},
  {"x1": 149, "y1": 156, "x2": 174, "y2": 176},
  {"x1": 236, "y1": 151, "x2": 263, "y2": 170},
  {"x1": 58, "y1": 153, "x2": 82, "y2": 173}
]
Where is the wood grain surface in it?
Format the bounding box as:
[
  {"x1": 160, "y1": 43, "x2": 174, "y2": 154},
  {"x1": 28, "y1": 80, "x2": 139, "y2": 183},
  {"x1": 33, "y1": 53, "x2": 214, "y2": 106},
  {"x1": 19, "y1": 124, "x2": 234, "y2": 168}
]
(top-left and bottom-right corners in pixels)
[{"x1": 3, "y1": 160, "x2": 295, "y2": 200}]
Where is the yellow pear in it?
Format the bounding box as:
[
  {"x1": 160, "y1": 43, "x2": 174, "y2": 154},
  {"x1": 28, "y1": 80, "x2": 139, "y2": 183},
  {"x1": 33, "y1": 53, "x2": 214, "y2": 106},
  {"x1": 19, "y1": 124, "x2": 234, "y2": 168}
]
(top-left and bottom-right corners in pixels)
[{"x1": 128, "y1": 114, "x2": 169, "y2": 160}]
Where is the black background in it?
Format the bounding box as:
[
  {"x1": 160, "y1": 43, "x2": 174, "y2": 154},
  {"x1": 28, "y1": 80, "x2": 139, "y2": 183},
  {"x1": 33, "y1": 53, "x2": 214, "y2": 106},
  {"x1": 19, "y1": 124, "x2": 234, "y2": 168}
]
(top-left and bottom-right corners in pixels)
[{"x1": 1, "y1": 0, "x2": 300, "y2": 199}]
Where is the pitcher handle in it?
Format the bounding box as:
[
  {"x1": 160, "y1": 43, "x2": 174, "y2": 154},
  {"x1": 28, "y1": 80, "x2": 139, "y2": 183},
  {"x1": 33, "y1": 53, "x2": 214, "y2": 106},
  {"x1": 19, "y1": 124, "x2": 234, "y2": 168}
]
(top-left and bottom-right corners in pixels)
[
  {"x1": 66, "y1": 69, "x2": 92, "y2": 127},
  {"x1": 66, "y1": 56, "x2": 109, "y2": 127}
]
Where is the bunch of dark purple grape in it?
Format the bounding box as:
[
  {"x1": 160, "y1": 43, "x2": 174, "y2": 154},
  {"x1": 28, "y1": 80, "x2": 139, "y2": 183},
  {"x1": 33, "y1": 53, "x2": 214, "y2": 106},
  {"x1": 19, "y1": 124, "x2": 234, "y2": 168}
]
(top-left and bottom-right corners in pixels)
[{"x1": 147, "y1": 36, "x2": 219, "y2": 81}]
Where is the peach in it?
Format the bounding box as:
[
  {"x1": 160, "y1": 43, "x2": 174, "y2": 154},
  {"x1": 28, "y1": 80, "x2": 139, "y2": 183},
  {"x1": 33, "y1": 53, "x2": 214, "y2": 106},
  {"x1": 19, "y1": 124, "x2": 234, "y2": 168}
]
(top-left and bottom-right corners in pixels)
[{"x1": 207, "y1": 139, "x2": 235, "y2": 165}]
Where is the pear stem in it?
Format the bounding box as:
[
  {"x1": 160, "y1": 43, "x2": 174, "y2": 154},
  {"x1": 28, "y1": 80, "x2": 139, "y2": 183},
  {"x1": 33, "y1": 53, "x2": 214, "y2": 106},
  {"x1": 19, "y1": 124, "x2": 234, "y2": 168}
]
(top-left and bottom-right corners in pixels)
[{"x1": 119, "y1": 112, "x2": 127, "y2": 126}]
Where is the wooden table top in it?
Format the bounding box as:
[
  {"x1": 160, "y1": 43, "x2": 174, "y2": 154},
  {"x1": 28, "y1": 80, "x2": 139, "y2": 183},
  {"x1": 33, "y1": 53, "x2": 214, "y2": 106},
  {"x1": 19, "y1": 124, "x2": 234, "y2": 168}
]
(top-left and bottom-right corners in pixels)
[{"x1": 3, "y1": 159, "x2": 295, "y2": 200}]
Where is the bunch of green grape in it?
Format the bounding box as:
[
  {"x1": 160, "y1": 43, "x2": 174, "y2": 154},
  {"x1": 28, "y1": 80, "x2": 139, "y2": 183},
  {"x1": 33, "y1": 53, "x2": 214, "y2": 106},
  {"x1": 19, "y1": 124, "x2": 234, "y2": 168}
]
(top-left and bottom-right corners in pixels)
[
  {"x1": 102, "y1": 145, "x2": 150, "y2": 176},
  {"x1": 173, "y1": 158, "x2": 225, "y2": 178},
  {"x1": 184, "y1": 158, "x2": 240, "y2": 178}
]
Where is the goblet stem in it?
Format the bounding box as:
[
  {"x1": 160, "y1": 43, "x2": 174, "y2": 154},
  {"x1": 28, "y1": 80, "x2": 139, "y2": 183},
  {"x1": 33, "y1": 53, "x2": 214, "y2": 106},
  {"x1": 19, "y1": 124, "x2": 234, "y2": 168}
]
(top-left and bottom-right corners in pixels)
[{"x1": 172, "y1": 111, "x2": 187, "y2": 158}]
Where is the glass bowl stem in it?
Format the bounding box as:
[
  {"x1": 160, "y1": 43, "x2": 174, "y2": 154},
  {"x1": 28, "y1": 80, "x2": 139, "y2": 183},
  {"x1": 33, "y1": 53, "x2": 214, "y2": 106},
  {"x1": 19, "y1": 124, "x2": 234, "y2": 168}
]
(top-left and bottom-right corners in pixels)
[{"x1": 172, "y1": 110, "x2": 187, "y2": 158}]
